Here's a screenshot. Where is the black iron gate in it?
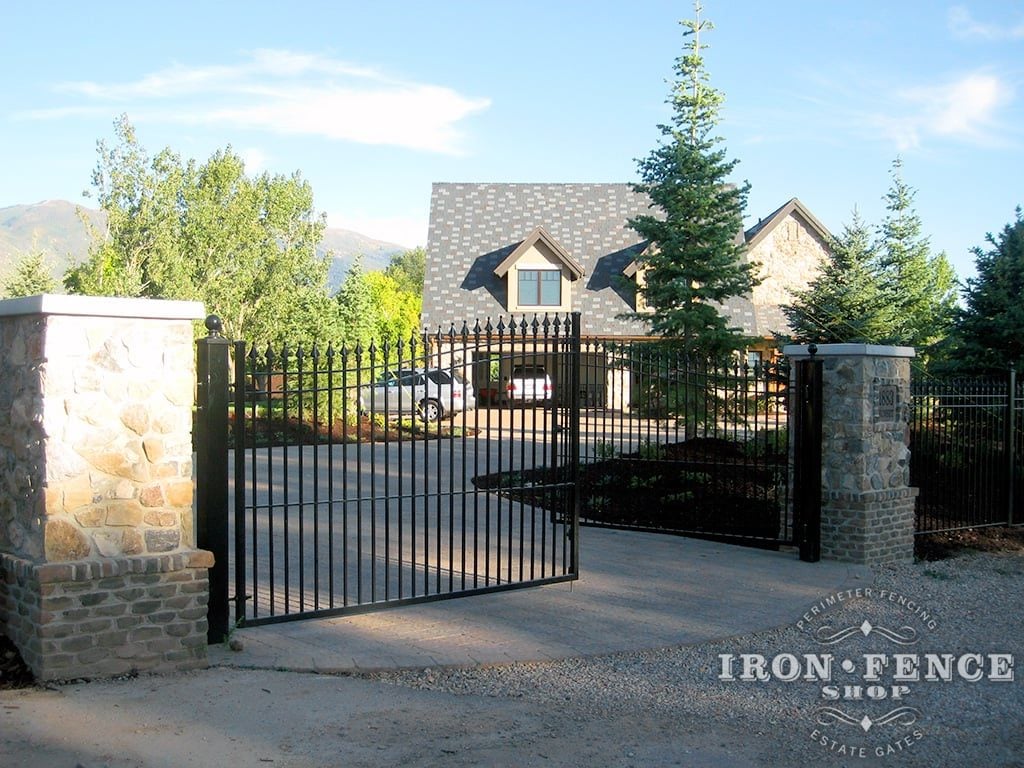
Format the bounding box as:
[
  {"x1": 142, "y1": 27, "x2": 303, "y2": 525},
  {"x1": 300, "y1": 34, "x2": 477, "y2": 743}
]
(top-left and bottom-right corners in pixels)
[
  {"x1": 197, "y1": 314, "x2": 581, "y2": 637},
  {"x1": 569, "y1": 341, "x2": 798, "y2": 549}
]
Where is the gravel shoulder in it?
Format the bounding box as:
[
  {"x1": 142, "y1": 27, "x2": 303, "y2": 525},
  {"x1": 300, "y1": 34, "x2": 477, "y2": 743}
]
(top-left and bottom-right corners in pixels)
[{"x1": 1, "y1": 549, "x2": 1021, "y2": 768}]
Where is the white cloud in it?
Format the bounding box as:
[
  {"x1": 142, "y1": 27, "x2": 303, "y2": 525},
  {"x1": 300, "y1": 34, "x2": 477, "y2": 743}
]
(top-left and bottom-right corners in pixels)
[
  {"x1": 239, "y1": 147, "x2": 268, "y2": 174},
  {"x1": 948, "y1": 6, "x2": 1024, "y2": 40},
  {"x1": 41, "y1": 49, "x2": 490, "y2": 155},
  {"x1": 890, "y1": 72, "x2": 1013, "y2": 148},
  {"x1": 868, "y1": 71, "x2": 1011, "y2": 150}
]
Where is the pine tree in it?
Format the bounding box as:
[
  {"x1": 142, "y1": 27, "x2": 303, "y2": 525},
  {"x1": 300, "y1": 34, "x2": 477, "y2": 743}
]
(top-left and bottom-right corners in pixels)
[
  {"x1": 876, "y1": 158, "x2": 957, "y2": 352},
  {"x1": 783, "y1": 211, "x2": 895, "y2": 343},
  {"x1": 2, "y1": 250, "x2": 57, "y2": 298},
  {"x1": 951, "y1": 207, "x2": 1024, "y2": 372},
  {"x1": 336, "y1": 257, "x2": 377, "y2": 349},
  {"x1": 628, "y1": 2, "x2": 757, "y2": 358}
]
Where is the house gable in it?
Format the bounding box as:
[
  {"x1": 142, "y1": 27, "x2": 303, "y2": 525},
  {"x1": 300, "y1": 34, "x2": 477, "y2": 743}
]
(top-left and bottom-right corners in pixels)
[
  {"x1": 491, "y1": 226, "x2": 584, "y2": 314},
  {"x1": 423, "y1": 183, "x2": 832, "y2": 341},
  {"x1": 423, "y1": 183, "x2": 651, "y2": 336},
  {"x1": 743, "y1": 197, "x2": 832, "y2": 336}
]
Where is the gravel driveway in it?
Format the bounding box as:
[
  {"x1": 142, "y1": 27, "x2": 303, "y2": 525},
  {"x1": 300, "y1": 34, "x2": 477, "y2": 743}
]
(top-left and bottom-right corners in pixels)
[
  {"x1": 1, "y1": 549, "x2": 1020, "y2": 767},
  {"x1": 370, "y1": 548, "x2": 1024, "y2": 767}
]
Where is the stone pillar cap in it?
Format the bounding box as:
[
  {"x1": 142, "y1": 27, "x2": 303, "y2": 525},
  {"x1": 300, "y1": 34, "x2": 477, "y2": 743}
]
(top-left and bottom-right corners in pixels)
[
  {"x1": 783, "y1": 343, "x2": 916, "y2": 359},
  {"x1": 0, "y1": 294, "x2": 205, "y2": 321}
]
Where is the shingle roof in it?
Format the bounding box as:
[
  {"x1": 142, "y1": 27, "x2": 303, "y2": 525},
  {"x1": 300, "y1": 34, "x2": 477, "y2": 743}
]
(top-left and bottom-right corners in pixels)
[{"x1": 422, "y1": 182, "x2": 776, "y2": 338}]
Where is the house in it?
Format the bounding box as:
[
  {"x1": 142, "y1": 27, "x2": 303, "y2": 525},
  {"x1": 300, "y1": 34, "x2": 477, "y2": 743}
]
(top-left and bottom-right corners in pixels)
[{"x1": 421, "y1": 183, "x2": 832, "y2": 405}]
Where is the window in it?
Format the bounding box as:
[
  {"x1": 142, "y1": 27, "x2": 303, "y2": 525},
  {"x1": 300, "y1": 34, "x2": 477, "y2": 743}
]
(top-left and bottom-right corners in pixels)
[
  {"x1": 518, "y1": 269, "x2": 561, "y2": 306},
  {"x1": 425, "y1": 370, "x2": 454, "y2": 385}
]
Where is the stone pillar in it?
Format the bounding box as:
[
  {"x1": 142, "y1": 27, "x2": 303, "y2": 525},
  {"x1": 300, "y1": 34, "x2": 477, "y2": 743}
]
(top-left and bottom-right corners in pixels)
[
  {"x1": 0, "y1": 295, "x2": 211, "y2": 680},
  {"x1": 784, "y1": 344, "x2": 918, "y2": 565}
]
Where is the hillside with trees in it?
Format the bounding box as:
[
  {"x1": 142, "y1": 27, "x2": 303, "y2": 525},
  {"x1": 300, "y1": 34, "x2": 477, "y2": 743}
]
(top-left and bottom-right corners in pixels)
[{"x1": 0, "y1": 202, "x2": 405, "y2": 296}]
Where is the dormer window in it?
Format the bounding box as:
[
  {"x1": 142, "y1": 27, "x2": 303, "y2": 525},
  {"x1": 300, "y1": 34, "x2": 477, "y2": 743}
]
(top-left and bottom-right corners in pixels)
[
  {"x1": 518, "y1": 269, "x2": 562, "y2": 306},
  {"x1": 494, "y1": 226, "x2": 584, "y2": 313}
]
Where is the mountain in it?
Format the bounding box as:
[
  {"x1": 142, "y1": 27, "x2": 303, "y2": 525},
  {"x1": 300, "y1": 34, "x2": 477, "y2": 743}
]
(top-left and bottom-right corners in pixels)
[{"x1": 0, "y1": 201, "x2": 406, "y2": 293}]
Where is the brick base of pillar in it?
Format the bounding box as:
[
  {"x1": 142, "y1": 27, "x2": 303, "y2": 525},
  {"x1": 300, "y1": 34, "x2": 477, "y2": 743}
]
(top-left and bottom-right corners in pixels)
[
  {"x1": 821, "y1": 488, "x2": 918, "y2": 565},
  {"x1": 1, "y1": 550, "x2": 212, "y2": 681}
]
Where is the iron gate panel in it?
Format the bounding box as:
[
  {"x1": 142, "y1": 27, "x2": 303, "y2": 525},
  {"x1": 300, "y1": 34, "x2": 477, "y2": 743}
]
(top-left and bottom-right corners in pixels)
[
  {"x1": 229, "y1": 315, "x2": 580, "y2": 626},
  {"x1": 572, "y1": 341, "x2": 794, "y2": 548}
]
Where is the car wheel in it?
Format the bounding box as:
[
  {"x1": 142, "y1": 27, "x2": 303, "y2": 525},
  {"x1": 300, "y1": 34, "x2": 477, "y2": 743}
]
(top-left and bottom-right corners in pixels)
[{"x1": 418, "y1": 399, "x2": 442, "y2": 422}]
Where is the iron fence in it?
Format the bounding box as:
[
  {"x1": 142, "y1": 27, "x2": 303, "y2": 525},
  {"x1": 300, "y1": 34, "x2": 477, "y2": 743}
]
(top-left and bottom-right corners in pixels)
[
  {"x1": 910, "y1": 369, "x2": 1022, "y2": 534},
  {"x1": 573, "y1": 341, "x2": 793, "y2": 547},
  {"x1": 221, "y1": 315, "x2": 580, "y2": 627}
]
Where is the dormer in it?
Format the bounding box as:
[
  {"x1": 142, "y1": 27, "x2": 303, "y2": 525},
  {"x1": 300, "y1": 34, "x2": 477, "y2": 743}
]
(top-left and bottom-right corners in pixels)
[{"x1": 493, "y1": 226, "x2": 584, "y2": 313}]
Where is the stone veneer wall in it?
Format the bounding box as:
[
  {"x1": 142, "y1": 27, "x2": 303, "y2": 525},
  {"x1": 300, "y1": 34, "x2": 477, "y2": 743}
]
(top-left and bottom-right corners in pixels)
[
  {"x1": 749, "y1": 212, "x2": 829, "y2": 308},
  {"x1": 0, "y1": 295, "x2": 211, "y2": 680},
  {"x1": 786, "y1": 344, "x2": 918, "y2": 565}
]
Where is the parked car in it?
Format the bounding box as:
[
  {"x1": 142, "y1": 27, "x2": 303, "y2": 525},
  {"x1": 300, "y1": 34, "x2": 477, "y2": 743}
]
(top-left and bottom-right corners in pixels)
[
  {"x1": 358, "y1": 368, "x2": 476, "y2": 422},
  {"x1": 504, "y1": 364, "x2": 553, "y2": 404}
]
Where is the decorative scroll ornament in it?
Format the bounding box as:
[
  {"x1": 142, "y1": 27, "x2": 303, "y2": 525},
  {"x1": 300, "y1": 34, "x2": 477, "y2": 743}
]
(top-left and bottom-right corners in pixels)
[
  {"x1": 815, "y1": 620, "x2": 918, "y2": 646},
  {"x1": 816, "y1": 706, "x2": 921, "y2": 732}
]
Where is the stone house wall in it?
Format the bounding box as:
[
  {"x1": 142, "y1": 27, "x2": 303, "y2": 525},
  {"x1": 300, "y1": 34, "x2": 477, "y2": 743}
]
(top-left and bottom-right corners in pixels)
[{"x1": 748, "y1": 211, "x2": 830, "y2": 309}]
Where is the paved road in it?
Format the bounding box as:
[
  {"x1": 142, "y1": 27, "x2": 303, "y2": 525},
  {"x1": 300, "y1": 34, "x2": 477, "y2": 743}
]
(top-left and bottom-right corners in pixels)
[{"x1": 228, "y1": 433, "x2": 574, "y2": 621}]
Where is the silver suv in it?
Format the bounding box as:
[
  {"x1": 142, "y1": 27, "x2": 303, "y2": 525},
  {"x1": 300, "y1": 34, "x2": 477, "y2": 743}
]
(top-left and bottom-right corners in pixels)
[
  {"x1": 359, "y1": 368, "x2": 476, "y2": 422},
  {"x1": 504, "y1": 364, "x2": 553, "y2": 404}
]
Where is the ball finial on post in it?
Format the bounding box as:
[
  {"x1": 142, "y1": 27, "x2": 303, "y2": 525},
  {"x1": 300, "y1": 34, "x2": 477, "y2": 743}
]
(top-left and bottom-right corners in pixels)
[{"x1": 205, "y1": 315, "x2": 223, "y2": 337}]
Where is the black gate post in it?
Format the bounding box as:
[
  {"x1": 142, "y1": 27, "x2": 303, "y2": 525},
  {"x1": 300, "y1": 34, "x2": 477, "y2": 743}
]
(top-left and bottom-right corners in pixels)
[
  {"x1": 195, "y1": 315, "x2": 231, "y2": 642},
  {"x1": 793, "y1": 346, "x2": 823, "y2": 562},
  {"x1": 568, "y1": 312, "x2": 582, "y2": 575},
  {"x1": 1008, "y1": 365, "x2": 1017, "y2": 526}
]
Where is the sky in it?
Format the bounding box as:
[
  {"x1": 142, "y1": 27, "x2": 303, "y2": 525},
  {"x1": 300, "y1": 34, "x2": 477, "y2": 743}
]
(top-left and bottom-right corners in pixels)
[{"x1": 2, "y1": 1, "x2": 1022, "y2": 283}]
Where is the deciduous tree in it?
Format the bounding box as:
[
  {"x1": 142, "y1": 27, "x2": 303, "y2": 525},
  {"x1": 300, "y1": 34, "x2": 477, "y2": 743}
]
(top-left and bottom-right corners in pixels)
[
  {"x1": 65, "y1": 115, "x2": 333, "y2": 346},
  {"x1": 385, "y1": 246, "x2": 426, "y2": 295},
  {"x1": 366, "y1": 271, "x2": 421, "y2": 344}
]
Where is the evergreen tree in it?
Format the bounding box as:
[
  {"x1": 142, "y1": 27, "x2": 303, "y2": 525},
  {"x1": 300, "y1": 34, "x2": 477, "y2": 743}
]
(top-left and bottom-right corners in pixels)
[
  {"x1": 2, "y1": 250, "x2": 57, "y2": 298},
  {"x1": 951, "y1": 207, "x2": 1024, "y2": 372},
  {"x1": 628, "y1": 2, "x2": 757, "y2": 357},
  {"x1": 336, "y1": 257, "x2": 377, "y2": 350},
  {"x1": 876, "y1": 158, "x2": 957, "y2": 353},
  {"x1": 783, "y1": 211, "x2": 895, "y2": 343}
]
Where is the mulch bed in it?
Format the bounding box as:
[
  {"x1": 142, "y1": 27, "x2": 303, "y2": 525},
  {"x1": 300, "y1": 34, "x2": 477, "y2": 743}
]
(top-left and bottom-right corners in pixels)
[
  {"x1": 474, "y1": 438, "x2": 787, "y2": 543},
  {"x1": 914, "y1": 525, "x2": 1024, "y2": 561},
  {"x1": 229, "y1": 413, "x2": 473, "y2": 448}
]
